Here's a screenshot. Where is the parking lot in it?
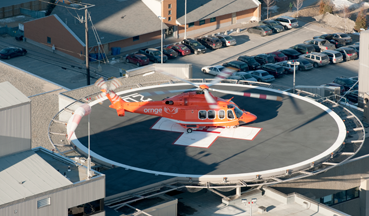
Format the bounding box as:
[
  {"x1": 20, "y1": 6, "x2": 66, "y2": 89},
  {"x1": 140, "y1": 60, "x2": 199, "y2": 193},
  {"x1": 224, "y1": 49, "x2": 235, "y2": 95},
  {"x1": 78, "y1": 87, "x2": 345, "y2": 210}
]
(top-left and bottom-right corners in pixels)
[{"x1": 0, "y1": 18, "x2": 359, "y2": 90}]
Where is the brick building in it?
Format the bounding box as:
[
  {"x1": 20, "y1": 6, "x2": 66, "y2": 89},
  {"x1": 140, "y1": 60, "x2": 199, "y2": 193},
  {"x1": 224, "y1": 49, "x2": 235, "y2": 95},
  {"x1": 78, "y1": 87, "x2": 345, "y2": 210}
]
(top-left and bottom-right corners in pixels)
[{"x1": 24, "y1": 0, "x2": 261, "y2": 61}]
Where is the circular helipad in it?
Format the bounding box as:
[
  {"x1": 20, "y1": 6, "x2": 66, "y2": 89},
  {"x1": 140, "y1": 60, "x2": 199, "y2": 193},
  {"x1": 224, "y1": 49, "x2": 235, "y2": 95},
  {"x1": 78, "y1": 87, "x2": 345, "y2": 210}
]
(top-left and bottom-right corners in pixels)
[{"x1": 71, "y1": 83, "x2": 346, "y2": 179}]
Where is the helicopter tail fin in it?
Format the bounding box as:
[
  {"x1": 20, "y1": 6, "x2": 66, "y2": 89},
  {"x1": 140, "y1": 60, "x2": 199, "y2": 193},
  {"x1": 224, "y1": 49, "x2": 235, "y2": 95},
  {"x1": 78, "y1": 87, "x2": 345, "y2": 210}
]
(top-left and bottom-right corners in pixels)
[{"x1": 107, "y1": 91, "x2": 126, "y2": 116}]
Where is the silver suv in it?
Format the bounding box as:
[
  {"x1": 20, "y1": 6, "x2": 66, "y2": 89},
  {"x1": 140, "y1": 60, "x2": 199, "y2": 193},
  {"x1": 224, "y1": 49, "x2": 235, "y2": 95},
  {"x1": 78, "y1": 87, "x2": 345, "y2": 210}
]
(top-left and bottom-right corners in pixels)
[
  {"x1": 274, "y1": 16, "x2": 298, "y2": 29},
  {"x1": 216, "y1": 35, "x2": 236, "y2": 47},
  {"x1": 299, "y1": 52, "x2": 330, "y2": 67},
  {"x1": 321, "y1": 50, "x2": 343, "y2": 64}
]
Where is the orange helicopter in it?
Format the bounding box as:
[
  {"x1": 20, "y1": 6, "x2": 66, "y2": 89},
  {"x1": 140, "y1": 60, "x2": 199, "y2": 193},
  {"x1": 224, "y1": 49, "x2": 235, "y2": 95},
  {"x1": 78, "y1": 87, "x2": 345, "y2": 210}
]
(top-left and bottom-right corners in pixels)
[{"x1": 94, "y1": 70, "x2": 282, "y2": 133}]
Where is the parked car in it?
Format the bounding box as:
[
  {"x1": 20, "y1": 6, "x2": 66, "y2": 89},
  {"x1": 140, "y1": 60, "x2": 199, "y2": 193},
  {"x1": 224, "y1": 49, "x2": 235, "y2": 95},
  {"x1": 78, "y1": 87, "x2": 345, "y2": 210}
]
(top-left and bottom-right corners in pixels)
[
  {"x1": 228, "y1": 72, "x2": 257, "y2": 81},
  {"x1": 313, "y1": 34, "x2": 346, "y2": 47},
  {"x1": 354, "y1": 42, "x2": 359, "y2": 46},
  {"x1": 222, "y1": 60, "x2": 249, "y2": 72},
  {"x1": 275, "y1": 61, "x2": 299, "y2": 74},
  {"x1": 266, "y1": 51, "x2": 288, "y2": 62},
  {"x1": 247, "y1": 25, "x2": 273, "y2": 36},
  {"x1": 321, "y1": 50, "x2": 343, "y2": 64},
  {"x1": 335, "y1": 47, "x2": 358, "y2": 61},
  {"x1": 345, "y1": 90, "x2": 359, "y2": 103},
  {"x1": 125, "y1": 53, "x2": 150, "y2": 66},
  {"x1": 299, "y1": 52, "x2": 330, "y2": 68},
  {"x1": 261, "y1": 63, "x2": 285, "y2": 78},
  {"x1": 349, "y1": 76, "x2": 358, "y2": 82},
  {"x1": 278, "y1": 48, "x2": 301, "y2": 59},
  {"x1": 254, "y1": 53, "x2": 276, "y2": 65},
  {"x1": 163, "y1": 47, "x2": 178, "y2": 58},
  {"x1": 167, "y1": 44, "x2": 191, "y2": 56},
  {"x1": 274, "y1": 16, "x2": 299, "y2": 29},
  {"x1": 182, "y1": 39, "x2": 206, "y2": 54},
  {"x1": 0, "y1": 47, "x2": 27, "y2": 59},
  {"x1": 332, "y1": 33, "x2": 352, "y2": 44},
  {"x1": 290, "y1": 44, "x2": 315, "y2": 54},
  {"x1": 201, "y1": 65, "x2": 229, "y2": 76},
  {"x1": 259, "y1": 20, "x2": 284, "y2": 33},
  {"x1": 303, "y1": 39, "x2": 336, "y2": 52},
  {"x1": 249, "y1": 70, "x2": 275, "y2": 82},
  {"x1": 333, "y1": 77, "x2": 358, "y2": 91},
  {"x1": 197, "y1": 37, "x2": 222, "y2": 49},
  {"x1": 294, "y1": 59, "x2": 314, "y2": 71},
  {"x1": 344, "y1": 45, "x2": 359, "y2": 57},
  {"x1": 138, "y1": 48, "x2": 168, "y2": 63},
  {"x1": 216, "y1": 35, "x2": 237, "y2": 46},
  {"x1": 237, "y1": 55, "x2": 261, "y2": 70},
  {"x1": 321, "y1": 83, "x2": 345, "y2": 95}
]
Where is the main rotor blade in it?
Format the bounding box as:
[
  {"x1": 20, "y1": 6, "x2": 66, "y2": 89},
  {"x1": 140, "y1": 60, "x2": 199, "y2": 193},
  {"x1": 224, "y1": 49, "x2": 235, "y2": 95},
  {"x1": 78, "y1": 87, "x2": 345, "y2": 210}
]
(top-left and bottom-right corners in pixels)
[
  {"x1": 159, "y1": 71, "x2": 199, "y2": 87},
  {"x1": 210, "y1": 88, "x2": 283, "y2": 101},
  {"x1": 207, "y1": 68, "x2": 235, "y2": 87},
  {"x1": 109, "y1": 78, "x2": 122, "y2": 91},
  {"x1": 95, "y1": 77, "x2": 107, "y2": 90},
  {"x1": 204, "y1": 89, "x2": 219, "y2": 109},
  {"x1": 140, "y1": 88, "x2": 197, "y2": 97}
]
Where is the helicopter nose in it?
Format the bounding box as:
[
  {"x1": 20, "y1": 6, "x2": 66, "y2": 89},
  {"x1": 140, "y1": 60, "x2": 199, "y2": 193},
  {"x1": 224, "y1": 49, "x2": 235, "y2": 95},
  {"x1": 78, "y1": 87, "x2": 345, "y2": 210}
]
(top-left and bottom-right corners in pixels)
[{"x1": 239, "y1": 112, "x2": 257, "y2": 124}]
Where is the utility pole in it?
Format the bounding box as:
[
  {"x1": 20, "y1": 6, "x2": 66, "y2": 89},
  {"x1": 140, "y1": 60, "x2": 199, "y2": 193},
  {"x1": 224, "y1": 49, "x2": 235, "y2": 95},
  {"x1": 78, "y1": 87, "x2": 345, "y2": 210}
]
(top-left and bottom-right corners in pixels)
[
  {"x1": 85, "y1": 6, "x2": 90, "y2": 85},
  {"x1": 184, "y1": 0, "x2": 187, "y2": 39}
]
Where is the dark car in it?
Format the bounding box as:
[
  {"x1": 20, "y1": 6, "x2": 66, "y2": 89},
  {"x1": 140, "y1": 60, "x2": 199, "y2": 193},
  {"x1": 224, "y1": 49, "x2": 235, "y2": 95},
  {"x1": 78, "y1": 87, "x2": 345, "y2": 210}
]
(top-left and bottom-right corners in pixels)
[
  {"x1": 0, "y1": 47, "x2": 27, "y2": 59},
  {"x1": 344, "y1": 45, "x2": 359, "y2": 57},
  {"x1": 290, "y1": 44, "x2": 315, "y2": 54},
  {"x1": 313, "y1": 34, "x2": 346, "y2": 47},
  {"x1": 278, "y1": 48, "x2": 301, "y2": 60},
  {"x1": 335, "y1": 47, "x2": 358, "y2": 61},
  {"x1": 259, "y1": 20, "x2": 284, "y2": 33},
  {"x1": 126, "y1": 53, "x2": 150, "y2": 66},
  {"x1": 294, "y1": 59, "x2": 314, "y2": 71},
  {"x1": 266, "y1": 51, "x2": 288, "y2": 62},
  {"x1": 163, "y1": 47, "x2": 178, "y2": 58},
  {"x1": 345, "y1": 90, "x2": 358, "y2": 103},
  {"x1": 333, "y1": 77, "x2": 358, "y2": 91},
  {"x1": 222, "y1": 60, "x2": 249, "y2": 72},
  {"x1": 182, "y1": 39, "x2": 206, "y2": 54},
  {"x1": 253, "y1": 54, "x2": 276, "y2": 65},
  {"x1": 237, "y1": 55, "x2": 261, "y2": 70},
  {"x1": 167, "y1": 44, "x2": 191, "y2": 56},
  {"x1": 247, "y1": 25, "x2": 273, "y2": 36},
  {"x1": 197, "y1": 37, "x2": 222, "y2": 50},
  {"x1": 261, "y1": 63, "x2": 285, "y2": 78}
]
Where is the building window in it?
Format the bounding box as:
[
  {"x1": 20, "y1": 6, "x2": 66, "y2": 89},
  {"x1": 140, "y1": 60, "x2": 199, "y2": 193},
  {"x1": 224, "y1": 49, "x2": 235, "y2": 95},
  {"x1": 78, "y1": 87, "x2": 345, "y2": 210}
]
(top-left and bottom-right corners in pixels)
[
  {"x1": 210, "y1": 17, "x2": 216, "y2": 23},
  {"x1": 168, "y1": 4, "x2": 171, "y2": 8},
  {"x1": 37, "y1": 197, "x2": 50, "y2": 209},
  {"x1": 318, "y1": 187, "x2": 360, "y2": 206},
  {"x1": 188, "y1": 22, "x2": 194, "y2": 28},
  {"x1": 199, "y1": 20, "x2": 205, "y2": 25},
  {"x1": 133, "y1": 36, "x2": 139, "y2": 41},
  {"x1": 68, "y1": 199, "x2": 104, "y2": 215},
  {"x1": 168, "y1": 10, "x2": 172, "y2": 15},
  {"x1": 168, "y1": 17, "x2": 171, "y2": 21},
  {"x1": 47, "y1": 37, "x2": 51, "y2": 44}
]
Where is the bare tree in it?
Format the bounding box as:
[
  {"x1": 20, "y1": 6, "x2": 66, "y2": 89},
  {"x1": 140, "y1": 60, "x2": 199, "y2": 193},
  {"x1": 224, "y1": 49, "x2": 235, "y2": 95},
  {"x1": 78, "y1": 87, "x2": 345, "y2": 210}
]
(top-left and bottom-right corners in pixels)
[
  {"x1": 263, "y1": 0, "x2": 276, "y2": 19},
  {"x1": 294, "y1": 0, "x2": 305, "y2": 18},
  {"x1": 340, "y1": 5, "x2": 351, "y2": 32}
]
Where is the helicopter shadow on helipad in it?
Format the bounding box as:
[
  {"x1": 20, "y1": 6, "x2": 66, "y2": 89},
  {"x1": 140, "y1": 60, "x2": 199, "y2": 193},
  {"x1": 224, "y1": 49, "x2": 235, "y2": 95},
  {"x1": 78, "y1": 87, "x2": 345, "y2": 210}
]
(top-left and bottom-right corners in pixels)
[{"x1": 75, "y1": 85, "x2": 338, "y2": 176}]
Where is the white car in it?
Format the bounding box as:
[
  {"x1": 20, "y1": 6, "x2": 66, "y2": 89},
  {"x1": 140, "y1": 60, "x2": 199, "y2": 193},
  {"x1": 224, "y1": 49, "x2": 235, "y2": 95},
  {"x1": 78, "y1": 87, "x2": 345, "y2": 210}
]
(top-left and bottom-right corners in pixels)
[
  {"x1": 274, "y1": 16, "x2": 298, "y2": 29},
  {"x1": 201, "y1": 65, "x2": 226, "y2": 76},
  {"x1": 229, "y1": 72, "x2": 257, "y2": 82}
]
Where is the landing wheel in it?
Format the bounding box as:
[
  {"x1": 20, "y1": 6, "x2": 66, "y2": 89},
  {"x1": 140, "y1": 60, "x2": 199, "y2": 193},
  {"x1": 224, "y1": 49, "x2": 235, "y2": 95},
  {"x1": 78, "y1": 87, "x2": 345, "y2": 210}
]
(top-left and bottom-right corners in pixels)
[{"x1": 187, "y1": 128, "x2": 193, "y2": 133}]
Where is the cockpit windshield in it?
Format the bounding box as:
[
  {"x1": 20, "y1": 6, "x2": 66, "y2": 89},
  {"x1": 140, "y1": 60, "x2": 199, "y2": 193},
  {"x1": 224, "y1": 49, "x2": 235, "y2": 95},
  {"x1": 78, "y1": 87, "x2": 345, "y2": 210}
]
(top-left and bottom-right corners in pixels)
[{"x1": 234, "y1": 106, "x2": 243, "y2": 118}]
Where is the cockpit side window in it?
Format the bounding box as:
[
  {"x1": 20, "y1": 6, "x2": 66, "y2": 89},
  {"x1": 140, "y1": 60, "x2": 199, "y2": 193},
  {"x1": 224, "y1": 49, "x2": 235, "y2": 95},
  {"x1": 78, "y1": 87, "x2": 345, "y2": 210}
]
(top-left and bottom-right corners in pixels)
[{"x1": 165, "y1": 100, "x2": 174, "y2": 105}]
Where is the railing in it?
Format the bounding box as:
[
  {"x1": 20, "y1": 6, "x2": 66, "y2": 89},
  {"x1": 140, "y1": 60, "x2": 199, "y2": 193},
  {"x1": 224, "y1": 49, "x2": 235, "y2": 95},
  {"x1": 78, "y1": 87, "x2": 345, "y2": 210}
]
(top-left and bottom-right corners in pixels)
[{"x1": 48, "y1": 79, "x2": 365, "y2": 203}]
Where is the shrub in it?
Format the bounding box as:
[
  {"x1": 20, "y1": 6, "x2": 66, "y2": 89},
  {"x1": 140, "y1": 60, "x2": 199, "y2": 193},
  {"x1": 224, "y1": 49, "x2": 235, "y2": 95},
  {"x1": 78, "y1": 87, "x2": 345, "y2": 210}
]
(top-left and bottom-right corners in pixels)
[
  {"x1": 355, "y1": 9, "x2": 368, "y2": 31},
  {"x1": 319, "y1": 0, "x2": 334, "y2": 14}
]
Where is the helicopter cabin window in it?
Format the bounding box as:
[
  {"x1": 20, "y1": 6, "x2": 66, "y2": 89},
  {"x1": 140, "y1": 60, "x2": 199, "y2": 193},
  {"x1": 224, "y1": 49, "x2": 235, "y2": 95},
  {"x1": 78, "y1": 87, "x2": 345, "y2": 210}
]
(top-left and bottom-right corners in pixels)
[
  {"x1": 208, "y1": 110, "x2": 215, "y2": 119},
  {"x1": 199, "y1": 110, "x2": 207, "y2": 119},
  {"x1": 165, "y1": 100, "x2": 174, "y2": 105},
  {"x1": 218, "y1": 110, "x2": 225, "y2": 119},
  {"x1": 227, "y1": 110, "x2": 235, "y2": 119}
]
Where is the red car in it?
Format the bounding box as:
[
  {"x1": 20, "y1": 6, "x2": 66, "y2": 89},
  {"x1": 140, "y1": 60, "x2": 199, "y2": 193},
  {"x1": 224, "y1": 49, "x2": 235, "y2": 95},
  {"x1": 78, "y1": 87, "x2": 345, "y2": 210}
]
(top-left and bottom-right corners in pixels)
[
  {"x1": 267, "y1": 51, "x2": 288, "y2": 62},
  {"x1": 167, "y1": 44, "x2": 191, "y2": 56},
  {"x1": 126, "y1": 53, "x2": 150, "y2": 66}
]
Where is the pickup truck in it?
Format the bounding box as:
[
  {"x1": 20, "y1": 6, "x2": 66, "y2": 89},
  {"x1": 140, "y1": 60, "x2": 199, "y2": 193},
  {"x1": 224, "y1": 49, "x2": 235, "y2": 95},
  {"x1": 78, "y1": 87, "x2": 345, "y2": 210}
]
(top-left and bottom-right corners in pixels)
[{"x1": 138, "y1": 48, "x2": 168, "y2": 63}]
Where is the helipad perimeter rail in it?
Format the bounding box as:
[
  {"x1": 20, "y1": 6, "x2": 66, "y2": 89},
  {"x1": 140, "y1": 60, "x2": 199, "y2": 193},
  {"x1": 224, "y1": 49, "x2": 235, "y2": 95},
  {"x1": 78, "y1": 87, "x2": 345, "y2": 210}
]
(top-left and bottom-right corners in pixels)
[{"x1": 49, "y1": 80, "x2": 365, "y2": 188}]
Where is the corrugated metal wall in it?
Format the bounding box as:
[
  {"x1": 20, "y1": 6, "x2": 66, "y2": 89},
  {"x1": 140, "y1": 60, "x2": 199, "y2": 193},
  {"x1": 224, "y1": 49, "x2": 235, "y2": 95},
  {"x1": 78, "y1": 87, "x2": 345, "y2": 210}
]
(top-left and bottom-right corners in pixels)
[
  {"x1": 359, "y1": 30, "x2": 369, "y2": 94},
  {"x1": 0, "y1": 103, "x2": 31, "y2": 157},
  {"x1": 0, "y1": 176, "x2": 105, "y2": 216}
]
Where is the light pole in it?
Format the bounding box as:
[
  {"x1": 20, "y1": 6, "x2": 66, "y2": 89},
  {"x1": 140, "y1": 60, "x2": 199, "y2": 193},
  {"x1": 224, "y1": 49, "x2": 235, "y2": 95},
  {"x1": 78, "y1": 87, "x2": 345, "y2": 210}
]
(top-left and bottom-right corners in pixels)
[
  {"x1": 287, "y1": 60, "x2": 300, "y2": 93},
  {"x1": 158, "y1": 16, "x2": 166, "y2": 64},
  {"x1": 184, "y1": 0, "x2": 187, "y2": 39},
  {"x1": 242, "y1": 198, "x2": 257, "y2": 216}
]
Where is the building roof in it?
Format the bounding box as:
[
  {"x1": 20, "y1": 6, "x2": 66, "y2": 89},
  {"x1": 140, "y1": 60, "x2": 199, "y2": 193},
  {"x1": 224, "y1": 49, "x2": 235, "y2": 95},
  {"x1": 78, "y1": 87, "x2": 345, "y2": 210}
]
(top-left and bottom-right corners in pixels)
[
  {"x1": 0, "y1": 150, "x2": 72, "y2": 206},
  {"x1": 52, "y1": 0, "x2": 168, "y2": 47},
  {"x1": 176, "y1": 0, "x2": 260, "y2": 24},
  {"x1": 0, "y1": 0, "x2": 33, "y2": 8},
  {"x1": 0, "y1": 81, "x2": 30, "y2": 109}
]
